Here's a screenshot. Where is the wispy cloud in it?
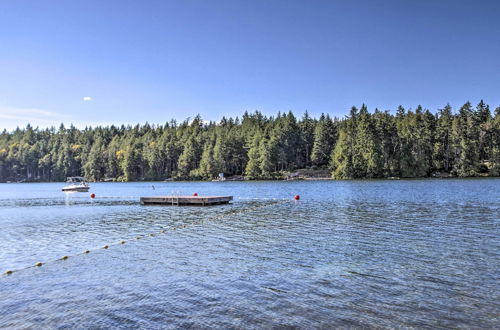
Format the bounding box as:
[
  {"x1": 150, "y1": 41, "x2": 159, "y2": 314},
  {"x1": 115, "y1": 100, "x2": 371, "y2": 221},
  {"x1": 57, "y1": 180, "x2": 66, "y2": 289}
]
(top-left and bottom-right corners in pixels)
[
  {"x1": 0, "y1": 107, "x2": 59, "y2": 120},
  {"x1": 0, "y1": 106, "x2": 69, "y2": 130},
  {"x1": 83, "y1": 96, "x2": 92, "y2": 101}
]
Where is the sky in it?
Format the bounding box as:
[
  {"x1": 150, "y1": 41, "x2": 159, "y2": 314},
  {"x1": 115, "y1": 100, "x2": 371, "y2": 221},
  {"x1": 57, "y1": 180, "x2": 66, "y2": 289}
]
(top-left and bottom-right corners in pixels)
[{"x1": 1, "y1": 0, "x2": 499, "y2": 131}]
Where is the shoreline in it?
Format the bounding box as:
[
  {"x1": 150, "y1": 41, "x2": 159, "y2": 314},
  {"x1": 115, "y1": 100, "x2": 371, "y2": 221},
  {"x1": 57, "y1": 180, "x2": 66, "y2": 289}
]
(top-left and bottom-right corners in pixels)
[{"x1": 2, "y1": 176, "x2": 498, "y2": 184}]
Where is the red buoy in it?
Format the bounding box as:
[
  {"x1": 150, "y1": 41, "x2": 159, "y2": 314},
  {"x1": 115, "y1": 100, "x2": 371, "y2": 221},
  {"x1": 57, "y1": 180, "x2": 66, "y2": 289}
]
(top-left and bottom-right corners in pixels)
[
  {"x1": 294, "y1": 195, "x2": 300, "y2": 200},
  {"x1": 90, "y1": 193, "x2": 95, "y2": 199},
  {"x1": 192, "y1": 192, "x2": 198, "y2": 196}
]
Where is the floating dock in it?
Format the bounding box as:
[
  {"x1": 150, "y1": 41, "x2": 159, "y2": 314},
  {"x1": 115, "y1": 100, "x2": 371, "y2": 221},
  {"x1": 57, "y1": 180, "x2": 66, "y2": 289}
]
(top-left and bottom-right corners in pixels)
[{"x1": 140, "y1": 195, "x2": 233, "y2": 206}]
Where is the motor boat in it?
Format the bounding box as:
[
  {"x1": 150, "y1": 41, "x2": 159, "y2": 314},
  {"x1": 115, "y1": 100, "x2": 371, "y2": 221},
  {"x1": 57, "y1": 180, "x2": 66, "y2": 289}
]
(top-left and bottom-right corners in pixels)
[{"x1": 62, "y1": 177, "x2": 90, "y2": 192}]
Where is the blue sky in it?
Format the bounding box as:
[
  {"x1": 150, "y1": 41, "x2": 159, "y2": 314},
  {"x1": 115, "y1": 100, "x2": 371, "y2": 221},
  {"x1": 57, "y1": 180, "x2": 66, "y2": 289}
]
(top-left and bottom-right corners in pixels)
[{"x1": 1, "y1": 0, "x2": 499, "y2": 130}]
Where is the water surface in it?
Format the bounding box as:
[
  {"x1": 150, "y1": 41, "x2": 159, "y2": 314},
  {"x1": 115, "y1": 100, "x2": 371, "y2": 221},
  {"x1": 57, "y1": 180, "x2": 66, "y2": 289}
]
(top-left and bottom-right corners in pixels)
[{"x1": 0, "y1": 179, "x2": 499, "y2": 328}]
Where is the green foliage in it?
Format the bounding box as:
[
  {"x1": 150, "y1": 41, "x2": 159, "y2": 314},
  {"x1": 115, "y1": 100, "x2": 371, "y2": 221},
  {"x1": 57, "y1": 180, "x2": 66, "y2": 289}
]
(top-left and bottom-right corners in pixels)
[
  {"x1": 311, "y1": 114, "x2": 336, "y2": 167},
  {"x1": 330, "y1": 127, "x2": 353, "y2": 179},
  {"x1": 0, "y1": 102, "x2": 499, "y2": 182},
  {"x1": 177, "y1": 135, "x2": 200, "y2": 179},
  {"x1": 245, "y1": 132, "x2": 262, "y2": 179},
  {"x1": 433, "y1": 104, "x2": 453, "y2": 172},
  {"x1": 452, "y1": 102, "x2": 480, "y2": 176},
  {"x1": 352, "y1": 104, "x2": 382, "y2": 178},
  {"x1": 298, "y1": 111, "x2": 316, "y2": 168},
  {"x1": 490, "y1": 107, "x2": 500, "y2": 175},
  {"x1": 195, "y1": 140, "x2": 215, "y2": 180}
]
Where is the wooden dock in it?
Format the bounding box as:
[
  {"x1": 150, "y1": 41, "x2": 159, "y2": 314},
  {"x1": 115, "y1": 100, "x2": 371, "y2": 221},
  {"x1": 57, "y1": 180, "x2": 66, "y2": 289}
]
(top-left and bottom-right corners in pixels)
[{"x1": 140, "y1": 195, "x2": 233, "y2": 206}]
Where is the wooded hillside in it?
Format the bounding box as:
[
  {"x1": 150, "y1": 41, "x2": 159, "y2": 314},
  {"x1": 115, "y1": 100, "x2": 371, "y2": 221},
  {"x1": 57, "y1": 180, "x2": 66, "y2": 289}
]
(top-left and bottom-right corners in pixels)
[{"x1": 1, "y1": 101, "x2": 499, "y2": 182}]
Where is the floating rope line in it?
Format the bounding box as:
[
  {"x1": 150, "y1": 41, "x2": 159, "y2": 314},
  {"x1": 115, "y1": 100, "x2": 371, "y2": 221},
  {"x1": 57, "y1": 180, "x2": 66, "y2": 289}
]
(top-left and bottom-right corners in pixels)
[
  {"x1": 2, "y1": 198, "x2": 291, "y2": 277},
  {"x1": 236, "y1": 197, "x2": 290, "y2": 201}
]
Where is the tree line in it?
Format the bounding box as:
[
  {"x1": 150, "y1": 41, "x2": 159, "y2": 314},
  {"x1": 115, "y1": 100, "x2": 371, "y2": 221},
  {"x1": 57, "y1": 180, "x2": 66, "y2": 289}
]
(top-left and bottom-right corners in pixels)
[{"x1": 0, "y1": 101, "x2": 499, "y2": 182}]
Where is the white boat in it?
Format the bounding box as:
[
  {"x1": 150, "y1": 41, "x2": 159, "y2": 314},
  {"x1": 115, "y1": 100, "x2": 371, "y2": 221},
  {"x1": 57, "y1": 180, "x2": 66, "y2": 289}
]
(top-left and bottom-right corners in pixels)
[{"x1": 62, "y1": 177, "x2": 90, "y2": 192}]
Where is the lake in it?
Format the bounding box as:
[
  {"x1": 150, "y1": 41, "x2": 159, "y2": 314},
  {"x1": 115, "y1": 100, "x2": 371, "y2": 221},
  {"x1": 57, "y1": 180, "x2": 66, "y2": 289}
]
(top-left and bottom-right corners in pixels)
[{"x1": 0, "y1": 179, "x2": 499, "y2": 328}]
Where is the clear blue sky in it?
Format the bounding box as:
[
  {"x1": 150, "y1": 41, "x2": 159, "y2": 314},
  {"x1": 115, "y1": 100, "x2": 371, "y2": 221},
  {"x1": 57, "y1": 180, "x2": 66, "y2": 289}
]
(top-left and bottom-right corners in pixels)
[{"x1": 1, "y1": 0, "x2": 499, "y2": 130}]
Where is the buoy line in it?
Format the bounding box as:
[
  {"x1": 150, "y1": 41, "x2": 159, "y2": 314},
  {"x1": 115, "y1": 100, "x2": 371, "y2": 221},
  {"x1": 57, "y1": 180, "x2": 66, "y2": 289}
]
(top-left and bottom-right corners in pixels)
[
  {"x1": 2, "y1": 198, "x2": 292, "y2": 277},
  {"x1": 236, "y1": 197, "x2": 290, "y2": 201}
]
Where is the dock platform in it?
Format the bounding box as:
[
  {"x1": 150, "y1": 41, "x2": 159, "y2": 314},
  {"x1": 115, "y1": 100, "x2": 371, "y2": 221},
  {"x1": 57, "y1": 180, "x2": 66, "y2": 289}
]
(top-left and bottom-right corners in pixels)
[{"x1": 140, "y1": 195, "x2": 233, "y2": 206}]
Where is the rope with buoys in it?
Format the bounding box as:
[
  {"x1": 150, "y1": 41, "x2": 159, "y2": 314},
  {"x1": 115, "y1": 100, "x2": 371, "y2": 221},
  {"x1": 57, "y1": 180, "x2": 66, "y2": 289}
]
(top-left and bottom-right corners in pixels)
[{"x1": 2, "y1": 197, "x2": 295, "y2": 277}]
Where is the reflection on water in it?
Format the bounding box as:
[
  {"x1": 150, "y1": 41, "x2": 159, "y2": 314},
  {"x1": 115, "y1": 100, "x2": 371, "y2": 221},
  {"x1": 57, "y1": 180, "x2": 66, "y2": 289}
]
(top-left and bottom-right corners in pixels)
[{"x1": 0, "y1": 180, "x2": 499, "y2": 328}]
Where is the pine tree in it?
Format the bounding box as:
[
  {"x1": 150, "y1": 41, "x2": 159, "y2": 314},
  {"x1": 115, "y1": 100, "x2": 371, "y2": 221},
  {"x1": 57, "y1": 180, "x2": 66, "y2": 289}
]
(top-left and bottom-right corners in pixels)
[
  {"x1": 299, "y1": 111, "x2": 315, "y2": 168},
  {"x1": 311, "y1": 114, "x2": 336, "y2": 167},
  {"x1": 83, "y1": 137, "x2": 105, "y2": 181},
  {"x1": 434, "y1": 104, "x2": 453, "y2": 173},
  {"x1": 373, "y1": 109, "x2": 398, "y2": 176},
  {"x1": 244, "y1": 132, "x2": 262, "y2": 179},
  {"x1": 120, "y1": 143, "x2": 142, "y2": 181},
  {"x1": 476, "y1": 100, "x2": 493, "y2": 168},
  {"x1": 330, "y1": 126, "x2": 354, "y2": 179},
  {"x1": 196, "y1": 138, "x2": 217, "y2": 180},
  {"x1": 452, "y1": 102, "x2": 480, "y2": 176},
  {"x1": 352, "y1": 104, "x2": 382, "y2": 178},
  {"x1": 177, "y1": 135, "x2": 199, "y2": 179},
  {"x1": 212, "y1": 131, "x2": 227, "y2": 174},
  {"x1": 489, "y1": 107, "x2": 500, "y2": 175},
  {"x1": 0, "y1": 105, "x2": 498, "y2": 183},
  {"x1": 396, "y1": 106, "x2": 417, "y2": 177},
  {"x1": 412, "y1": 107, "x2": 434, "y2": 177},
  {"x1": 259, "y1": 136, "x2": 278, "y2": 177}
]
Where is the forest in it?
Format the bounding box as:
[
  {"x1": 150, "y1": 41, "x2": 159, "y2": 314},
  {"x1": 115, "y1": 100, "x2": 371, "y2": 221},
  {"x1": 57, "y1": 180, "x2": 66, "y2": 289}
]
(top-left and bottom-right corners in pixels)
[{"x1": 0, "y1": 101, "x2": 499, "y2": 182}]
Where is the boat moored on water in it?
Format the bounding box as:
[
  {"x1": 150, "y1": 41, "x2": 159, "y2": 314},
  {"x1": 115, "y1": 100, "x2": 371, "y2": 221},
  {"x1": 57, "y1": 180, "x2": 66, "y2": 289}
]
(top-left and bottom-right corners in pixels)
[{"x1": 62, "y1": 177, "x2": 90, "y2": 192}]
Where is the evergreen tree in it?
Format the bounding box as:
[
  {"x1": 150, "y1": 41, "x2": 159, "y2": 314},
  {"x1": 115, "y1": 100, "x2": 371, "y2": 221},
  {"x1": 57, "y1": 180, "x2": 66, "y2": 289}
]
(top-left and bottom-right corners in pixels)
[
  {"x1": 330, "y1": 126, "x2": 354, "y2": 179},
  {"x1": 259, "y1": 135, "x2": 278, "y2": 177},
  {"x1": 311, "y1": 114, "x2": 336, "y2": 167},
  {"x1": 83, "y1": 137, "x2": 105, "y2": 181},
  {"x1": 476, "y1": 100, "x2": 493, "y2": 167},
  {"x1": 373, "y1": 109, "x2": 398, "y2": 176},
  {"x1": 0, "y1": 105, "x2": 498, "y2": 182},
  {"x1": 121, "y1": 142, "x2": 143, "y2": 181},
  {"x1": 177, "y1": 135, "x2": 200, "y2": 179},
  {"x1": 452, "y1": 102, "x2": 480, "y2": 176},
  {"x1": 434, "y1": 104, "x2": 453, "y2": 173},
  {"x1": 244, "y1": 132, "x2": 262, "y2": 179},
  {"x1": 196, "y1": 137, "x2": 217, "y2": 180},
  {"x1": 299, "y1": 111, "x2": 315, "y2": 168},
  {"x1": 489, "y1": 107, "x2": 500, "y2": 175},
  {"x1": 352, "y1": 104, "x2": 382, "y2": 178}
]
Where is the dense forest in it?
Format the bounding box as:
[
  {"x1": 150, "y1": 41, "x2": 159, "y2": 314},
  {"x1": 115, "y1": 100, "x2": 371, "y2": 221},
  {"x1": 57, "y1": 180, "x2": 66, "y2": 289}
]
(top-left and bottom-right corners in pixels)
[{"x1": 1, "y1": 101, "x2": 499, "y2": 182}]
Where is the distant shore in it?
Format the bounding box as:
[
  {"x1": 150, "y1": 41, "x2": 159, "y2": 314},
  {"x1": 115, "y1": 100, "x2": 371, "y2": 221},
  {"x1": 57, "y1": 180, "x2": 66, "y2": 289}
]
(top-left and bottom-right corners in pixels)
[
  {"x1": 2, "y1": 103, "x2": 499, "y2": 184},
  {"x1": 3, "y1": 173, "x2": 498, "y2": 184}
]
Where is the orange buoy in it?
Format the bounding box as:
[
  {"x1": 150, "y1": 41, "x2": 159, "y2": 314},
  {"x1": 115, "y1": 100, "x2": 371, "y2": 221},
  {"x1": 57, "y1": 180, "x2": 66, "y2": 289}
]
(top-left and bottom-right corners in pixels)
[
  {"x1": 294, "y1": 195, "x2": 300, "y2": 200},
  {"x1": 193, "y1": 192, "x2": 198, "y2": 196},
  {"x1": 90, "y1": 193, "x2": 95, "y2": 199}
]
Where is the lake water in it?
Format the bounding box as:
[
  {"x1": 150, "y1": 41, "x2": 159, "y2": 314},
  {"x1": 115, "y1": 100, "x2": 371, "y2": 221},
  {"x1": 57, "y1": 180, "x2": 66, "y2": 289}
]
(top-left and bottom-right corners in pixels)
[{"x1": 0, "y1": 179, "x2": 499, "y2": 328}]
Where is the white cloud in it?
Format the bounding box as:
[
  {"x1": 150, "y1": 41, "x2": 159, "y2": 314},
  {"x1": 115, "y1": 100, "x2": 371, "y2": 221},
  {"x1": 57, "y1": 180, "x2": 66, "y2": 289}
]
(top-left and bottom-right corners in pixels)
[{"x1": 83, "y1": 96, "x2": 92, "y2": 101}]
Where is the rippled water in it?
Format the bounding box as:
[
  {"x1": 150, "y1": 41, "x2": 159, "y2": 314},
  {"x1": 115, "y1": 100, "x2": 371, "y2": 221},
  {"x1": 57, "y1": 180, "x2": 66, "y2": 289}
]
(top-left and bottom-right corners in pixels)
[{"x1": 0, "y1": 179, "x2": 499, "y2": 328}]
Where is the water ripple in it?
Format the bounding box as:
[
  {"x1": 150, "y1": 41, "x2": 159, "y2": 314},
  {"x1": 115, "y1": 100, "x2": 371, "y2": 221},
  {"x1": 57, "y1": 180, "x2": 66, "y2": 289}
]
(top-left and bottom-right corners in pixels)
[{"x1": 0, "y1": 180, "x2": 499, "y2": 328}]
